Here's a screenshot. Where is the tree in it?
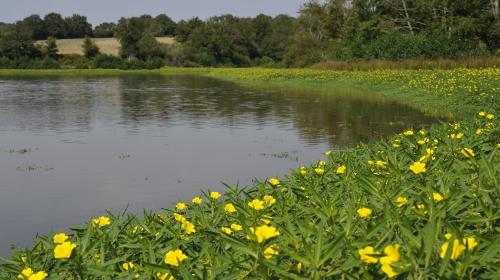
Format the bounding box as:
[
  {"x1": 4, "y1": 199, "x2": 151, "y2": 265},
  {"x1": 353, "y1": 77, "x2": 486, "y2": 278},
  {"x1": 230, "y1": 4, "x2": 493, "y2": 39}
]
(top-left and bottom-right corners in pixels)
[
  {"x1": 259, "y1": 15, "x2": 296, "y2": 61},
  {"x1": 43, "y1": 13, "x2": 66, "y2": 38},
  {"x1": 154, "y1": 14, "x2": 177, "y2": 36},
  {"x1": 0, "y1": 22, "x2": 40, "y2": 59},
  {"x1": 137, "y1": 32, "x2": 164, "y2": 59},
  {"x1": 94, "y1": 22, "x2": 116, "y2": 38},
  {"x1": 43, "y1": 36, "x2": 58, "y2": 58},
  {"x1": 115, "y1": 16, "x2": 163, "y2": 59},
  {"x1": 21, "y1": 14, "x2": 47, "y2": 40},
  {"x1": 175, "y1": 17, "x2": 204, "y2": 42},
  {"x1": 65, "y1": 14, "x2": 92, "y2": 38},
  {"x1": 82, "y1": 36, "x2": 99, "y2": 58},
  {"x1": 115, "y1": 17, "x2": 148, "y2": 58}
]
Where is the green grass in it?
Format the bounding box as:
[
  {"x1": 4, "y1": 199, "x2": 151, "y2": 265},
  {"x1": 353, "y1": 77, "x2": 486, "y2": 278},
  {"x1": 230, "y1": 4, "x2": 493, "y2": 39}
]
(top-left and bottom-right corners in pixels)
[{"x1": 0, "y1": 67, "x2": 499, "y2": 279}]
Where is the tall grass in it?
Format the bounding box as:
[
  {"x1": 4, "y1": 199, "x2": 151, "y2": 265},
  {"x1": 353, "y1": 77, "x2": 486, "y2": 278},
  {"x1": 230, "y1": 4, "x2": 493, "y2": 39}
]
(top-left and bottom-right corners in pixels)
[{"x1": 311, "y1": 57, "x2": 500, "y2": 70}]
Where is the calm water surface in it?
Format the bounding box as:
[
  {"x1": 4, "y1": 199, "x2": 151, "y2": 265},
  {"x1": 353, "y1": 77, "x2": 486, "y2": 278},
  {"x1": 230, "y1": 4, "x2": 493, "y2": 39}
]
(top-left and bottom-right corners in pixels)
[{"x1": 0, "y1": 74, "x2": 441, "y2": 255}]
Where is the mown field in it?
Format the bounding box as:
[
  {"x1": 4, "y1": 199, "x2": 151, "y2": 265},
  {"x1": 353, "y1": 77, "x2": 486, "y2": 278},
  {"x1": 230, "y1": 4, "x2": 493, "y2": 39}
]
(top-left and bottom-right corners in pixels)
[
  {"x1": 35, "y1": 37, "x2": 175, "y2": 56},
  {"x1": 0, "y1": 68, "x2": 499, "y2": 279}
]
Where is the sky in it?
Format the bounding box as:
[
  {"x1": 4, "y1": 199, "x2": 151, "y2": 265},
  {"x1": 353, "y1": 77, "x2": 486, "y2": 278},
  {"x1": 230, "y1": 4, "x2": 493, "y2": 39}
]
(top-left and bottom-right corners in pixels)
[{"x1": 1, "y1": 0, "x2": 307, "y2": 25}]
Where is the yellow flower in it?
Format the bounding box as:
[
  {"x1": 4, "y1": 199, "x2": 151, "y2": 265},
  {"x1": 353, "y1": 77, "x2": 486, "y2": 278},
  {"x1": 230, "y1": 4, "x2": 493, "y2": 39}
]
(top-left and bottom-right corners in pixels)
[
  {"x1": 478, "y1": 111, "x2": 486, "y2": 117},
  {"x1": 433, "y1": 192, "x2": 444, "y2": 202},
  {"x1": 418, "y1": 130, "x2": 426, "y2": 135},
  {"x1": 417, "y1": 140, "x2": 426, "y2": 145},
  {"x1": 336, "y1": 165, "x2": 346, "y2": 174},
  {"x1": 248, "y1": 199, "x2": 265, "y2": 210},
  {"x1": 191, "y1": 197, "x2": 202, "y2": 205},
  {"x1": 173, "y1": 213, "x2": 186, "y2": 222},
  {"x1": 92, "y1": 216, "x2": 110, "y2": 227},
  {"x1": 357, "y1": 207, "x2": 372, "y2": 218},
  {"x1": 209, "y1": 192, "x2": 221, "y2": 199},
  {"x1": 221, "y1": 227, "x2": 232, "y2": 235},
  {"x1": 486, "y1": 114, "x2": 494, "y2": 120},
  {"x1": 131, "y1": 226, "x2": 143, "y2": 234},
  {"x1": 122, "y1": 262, "x2": 134, "y2": 271},
  {"x1": 314, "y1": 167, "x2": 324, "y2": 175},
  {"x1": 268, "y1": 177, "x2": 280, "y2": 186},
  {"x1": 358, "y1": 246, "x2": 379, "y2": 263},
  {"x1": 299, "y1": 167, "x2": 306, "y2": 176},
  {"x1": 53, "y1": 233, "x2": 68, "y2": 244},
  {"x1": 413, "y1": 204, "x2": 428, "y2": 214},
  {"x1": 27, "y1": 272, "x2": 48, "y2": 280},
  {"x1": 409, "y1": 161, "x2": 426, "y2": 174},
  {"x1": 395, "y1": 196, "x2": 408, "y2": 207},
  {"x1": 296, "y1": 262, "x2": 303, "y2": 272},
  {"x1": 324, "y1": 150, "x2": 332, "y2": 156},
  {"x1": 230, "y1": 223, "x2": 243, "y2": 231},
  {"x1": 475, "y1": 128, "x2": 483, "y2": 135},
  {"x1": 381, "y1": 263, "x2": 398, "y2": 278},
  {"x1": 21, "y1": 268, "x2": 33, "y2": 277},
  {"x1": 375, "y1": 160, "x2": 387, "y2": 168},
  {"x1": 263, "y1": 245, "x2": 279, "y2": 259},
  {"x1": 181, "y1": 221, "x2": 196, "y2": 234},
  {"x1": 419, "y1": 148, "x2": 435, "y2": 163},
  {"x1": 156, "y1": 272, "x2": 175, "y2": 280},
  {"x1": 440, "y1": 239, "x2": 465, "y2": 260},
  {"x1": 379, "y1": 244, "x2": 401, "y2": 278},
  {"x1": 380, "y1": 244, "x2": 400, "y2": 264},
  {"x1": 464, "y1": 237, "x2": 478, "y2": 250},
  {"x1": 449, "y1": 133, "x2": 464, "y2": 139},
  {"x1": 403, "y1": 130, "x2": 414, "y2": 136},
  {"x1": 54, "y1": 241, "x2": 77, "y2": 259},
  {"x1": 224, "y1": 203, "x2": 236, "y2": 213},
  {"x1": 367, "y1": 160, "x2": 375, "y2": 166},
  {"x1": 164, "y1": 249, "x2": 188, "y2": 267},
  {"x1": 263, "y1": 195, "x2": 276, "y2": 206},
  {"x1": 461, "y1": 148, "x2": 475, "y2": 158},
  {"x1": 250, "y1": 225, "x2": 280, "y2": 243},
  {"x1": 175, "y1": 202, "x2": 187, "y2": 211}
]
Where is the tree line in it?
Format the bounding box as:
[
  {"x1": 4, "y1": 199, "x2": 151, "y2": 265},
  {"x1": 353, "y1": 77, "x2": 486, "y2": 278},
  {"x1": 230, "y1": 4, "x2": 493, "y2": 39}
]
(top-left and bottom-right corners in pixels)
[
  {"x1": 0, "y1": 13, "x2": 176, "y2": 40},
  {"x1": 0, "y1": 0, "x2": 498, "y2": 69}
]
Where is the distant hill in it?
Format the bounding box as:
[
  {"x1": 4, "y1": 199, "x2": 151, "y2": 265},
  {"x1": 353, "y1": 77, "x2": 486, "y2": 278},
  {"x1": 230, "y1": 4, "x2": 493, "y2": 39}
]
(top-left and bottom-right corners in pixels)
[{"x1": 36, "y1": 37, "x2": 175, "y2": 56}]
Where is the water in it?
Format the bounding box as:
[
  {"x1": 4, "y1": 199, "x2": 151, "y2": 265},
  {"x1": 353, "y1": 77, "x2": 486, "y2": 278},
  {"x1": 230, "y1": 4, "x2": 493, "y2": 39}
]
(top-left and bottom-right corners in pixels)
[{"x1": 0, "y1": 74, "x2": 441, "y2": 255}]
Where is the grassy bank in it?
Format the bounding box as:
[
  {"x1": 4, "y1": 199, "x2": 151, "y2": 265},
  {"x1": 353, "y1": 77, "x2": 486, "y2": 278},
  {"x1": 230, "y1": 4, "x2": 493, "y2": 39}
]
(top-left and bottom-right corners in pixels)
[
  {"x1": 206, "y1": 68, "x2": 499, "y2": 118},
  {"x1": 0, "y1": 68, "x2": 499, "y2": 279}
]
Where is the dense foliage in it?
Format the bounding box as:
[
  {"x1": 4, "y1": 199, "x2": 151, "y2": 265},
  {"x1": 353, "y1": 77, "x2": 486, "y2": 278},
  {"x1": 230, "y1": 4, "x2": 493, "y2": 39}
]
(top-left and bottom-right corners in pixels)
[
  {"x1": 1, "y1": 0, "x2": 499, "y2": 68},
  {"x1": 0, "y1": 68, "x2": 498, "y2": 279}
]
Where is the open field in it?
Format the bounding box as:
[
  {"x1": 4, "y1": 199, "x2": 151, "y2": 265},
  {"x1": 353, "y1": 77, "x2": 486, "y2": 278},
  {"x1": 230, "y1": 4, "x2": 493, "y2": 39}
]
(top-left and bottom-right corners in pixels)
[
  {"x1": 0, "y1": 68, "x2": 498, "y2": 279},
  {"x1": 35, "y1": 37, "x2": 175, "y2": 56}
]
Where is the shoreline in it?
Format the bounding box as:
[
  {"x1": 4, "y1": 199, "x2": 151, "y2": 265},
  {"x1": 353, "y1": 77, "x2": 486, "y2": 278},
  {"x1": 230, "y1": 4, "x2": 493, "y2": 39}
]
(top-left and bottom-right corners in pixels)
[{"x1": 0, "y1": 67, "x2": 498, "y2": 278}]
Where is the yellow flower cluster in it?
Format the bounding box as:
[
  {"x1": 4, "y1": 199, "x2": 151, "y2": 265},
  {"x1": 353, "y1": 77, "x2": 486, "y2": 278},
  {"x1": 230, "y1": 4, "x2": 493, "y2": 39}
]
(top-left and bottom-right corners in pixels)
[
  {"x1": 440, "y1": 234, "x2": 478, "y2": 260},
  {"x1": 92, "y1": 216, "x2": 110, "y2": 228},
  {"x1": 18, "y1": 268, "x2": 48, "y2": 280},
  {"x1": 164, "y1": 249, "x2": 188, "y2": 267},
  {"x1": 358, "y1": 244, "x2": 402, "y2": 278}
]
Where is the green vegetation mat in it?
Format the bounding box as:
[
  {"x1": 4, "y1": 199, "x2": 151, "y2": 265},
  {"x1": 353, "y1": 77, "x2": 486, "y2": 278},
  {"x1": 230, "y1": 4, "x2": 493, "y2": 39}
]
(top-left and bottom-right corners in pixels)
[{"x1": 1, "y1": 68, "x2": 499, "y2": 279}]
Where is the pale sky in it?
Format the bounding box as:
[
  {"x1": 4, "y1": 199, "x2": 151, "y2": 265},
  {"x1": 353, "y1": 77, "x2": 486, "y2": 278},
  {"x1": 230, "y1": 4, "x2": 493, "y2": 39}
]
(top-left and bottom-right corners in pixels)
[{"x1": 1, "y1": 0, "x2": 307, "y2": 25}]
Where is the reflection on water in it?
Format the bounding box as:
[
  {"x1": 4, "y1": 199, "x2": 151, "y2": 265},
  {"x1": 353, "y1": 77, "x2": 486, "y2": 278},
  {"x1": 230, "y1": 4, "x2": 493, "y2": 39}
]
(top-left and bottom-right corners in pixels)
[{"x1": 0, "y1": 74, "x2": 442, "y2": 255}]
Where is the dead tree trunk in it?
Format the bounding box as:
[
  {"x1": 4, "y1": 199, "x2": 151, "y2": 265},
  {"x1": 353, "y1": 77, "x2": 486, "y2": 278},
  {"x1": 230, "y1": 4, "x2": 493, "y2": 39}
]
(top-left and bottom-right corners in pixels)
[{"x1": 401, "y1": 0, "x2": 414, "y2": 34}]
